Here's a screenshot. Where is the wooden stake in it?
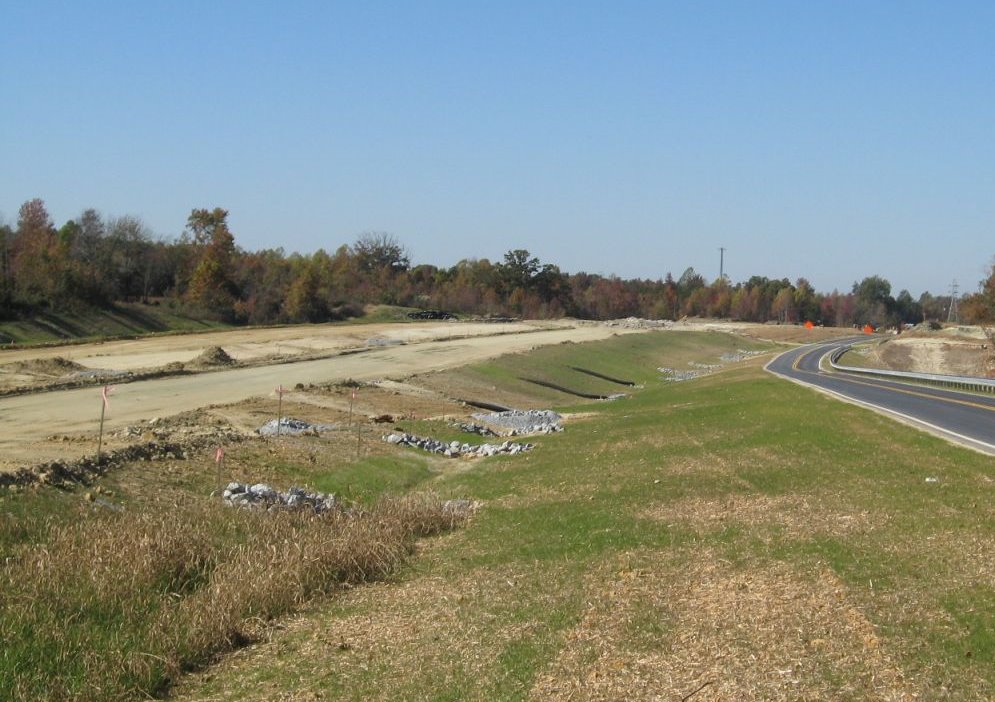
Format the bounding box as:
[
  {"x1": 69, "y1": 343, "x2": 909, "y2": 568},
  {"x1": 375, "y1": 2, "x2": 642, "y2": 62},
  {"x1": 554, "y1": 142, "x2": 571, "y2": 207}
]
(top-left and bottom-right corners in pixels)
[
  {"x1": 97, "y1": 384, "x2": 113, "y2": 461},
  {"x1": 275, "y1": 384, "x2": 285, "y2": 436},
  {"x1": 97, "y1": 400, "x2": 106, "y2": 460}
]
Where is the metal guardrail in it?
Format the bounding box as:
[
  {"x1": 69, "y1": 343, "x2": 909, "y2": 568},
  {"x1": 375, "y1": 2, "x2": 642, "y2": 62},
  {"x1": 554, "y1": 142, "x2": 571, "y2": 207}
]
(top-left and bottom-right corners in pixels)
[{"x1": 829, "y1": 345, "x2": 995, "y2": 394}]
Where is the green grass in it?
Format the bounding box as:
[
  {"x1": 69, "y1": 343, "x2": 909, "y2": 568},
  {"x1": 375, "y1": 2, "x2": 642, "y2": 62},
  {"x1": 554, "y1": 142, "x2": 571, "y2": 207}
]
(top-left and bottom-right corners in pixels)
[
  {"x1": 312, "y1": 454, "x2": 436, "y2": 502},
  {"x1": 347, "y1": 305, "x2": 434, "y2": 324}
]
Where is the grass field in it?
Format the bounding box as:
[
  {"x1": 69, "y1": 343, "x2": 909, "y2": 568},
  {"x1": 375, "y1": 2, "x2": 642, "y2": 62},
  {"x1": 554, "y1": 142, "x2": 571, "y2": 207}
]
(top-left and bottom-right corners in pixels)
[{"x1": 3, "y1": 330, "x2": 994, "y2": 700}]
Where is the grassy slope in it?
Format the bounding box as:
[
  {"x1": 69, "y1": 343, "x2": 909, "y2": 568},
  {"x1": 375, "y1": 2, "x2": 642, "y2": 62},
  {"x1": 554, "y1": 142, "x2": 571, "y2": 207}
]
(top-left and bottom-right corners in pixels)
[
  {"x1": 171, "y1": 332, "x2": 995, "y2": 700},
  {"x1": 0, "y1": 303, "x2": 421, "y2": 346},
  {"x1": 0, "y1": 303, "x2": 228, "y2": 345}
]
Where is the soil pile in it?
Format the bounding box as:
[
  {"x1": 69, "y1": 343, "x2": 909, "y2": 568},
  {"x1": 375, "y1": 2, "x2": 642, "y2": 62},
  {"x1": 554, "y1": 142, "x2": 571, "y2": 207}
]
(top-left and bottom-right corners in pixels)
[
  {"x1": 7, "y1": 356, "x2": 85, "y2": 377},
  {"x1": 188, "y1": 346, "x2": 236, "y2": 368}
]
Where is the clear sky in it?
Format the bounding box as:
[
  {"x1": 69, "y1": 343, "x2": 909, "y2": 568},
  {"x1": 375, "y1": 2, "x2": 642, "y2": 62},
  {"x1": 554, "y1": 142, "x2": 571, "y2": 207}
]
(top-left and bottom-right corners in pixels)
[{"x1": 2, "y1": 1, "x2": 993, "y2": 298}]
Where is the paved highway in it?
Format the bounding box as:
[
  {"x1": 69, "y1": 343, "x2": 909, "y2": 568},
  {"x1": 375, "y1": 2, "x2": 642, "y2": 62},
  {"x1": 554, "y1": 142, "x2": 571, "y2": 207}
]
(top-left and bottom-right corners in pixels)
[{"x1": 766, "y1": 338, "x2": 995, "y2": 455}]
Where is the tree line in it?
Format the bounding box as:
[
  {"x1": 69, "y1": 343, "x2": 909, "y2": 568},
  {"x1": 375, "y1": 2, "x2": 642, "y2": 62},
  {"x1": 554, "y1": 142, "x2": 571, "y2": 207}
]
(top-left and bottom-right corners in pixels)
[{"x1": 1, "y1": 198, "x2": 990, "y2": 328}]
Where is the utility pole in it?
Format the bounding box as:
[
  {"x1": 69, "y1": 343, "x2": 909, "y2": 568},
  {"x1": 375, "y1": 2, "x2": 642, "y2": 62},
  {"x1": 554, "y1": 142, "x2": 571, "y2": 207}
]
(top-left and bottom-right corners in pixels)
[
  {"x1": 719, "y1": 247, "x2": 726, "y2": 281},
  {"x1": 947, "y1": 280, "x2": 960, "y2": 323}
]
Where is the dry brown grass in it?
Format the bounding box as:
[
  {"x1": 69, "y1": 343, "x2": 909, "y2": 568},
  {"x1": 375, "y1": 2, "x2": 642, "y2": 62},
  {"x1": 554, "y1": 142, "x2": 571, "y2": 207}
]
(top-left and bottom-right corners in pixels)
[
  {"x1": 0, "y1": 493, "x2": 465, "y2": 701},
  {"x1": 642, "y1": 493, "x2": 887, "y2": 540},
  {"x1": 529, "y1": 550, "x2": 918, "y2": 701}
]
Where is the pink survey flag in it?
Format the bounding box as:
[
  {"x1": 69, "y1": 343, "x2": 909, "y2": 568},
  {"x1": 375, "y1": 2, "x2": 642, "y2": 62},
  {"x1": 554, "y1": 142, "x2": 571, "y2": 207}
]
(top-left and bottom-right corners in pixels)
[
  {"x1": 215, "y1": 446, "x2": 225, "y2": 464},
  {"x1": 275, "y1": 384, "x2": 285, "y2": 396},
  {"x1": 101, "y1": 385, "x2": 115, "y2": 409},
  {"x1": 351, "y1": 387, "x2": 357, "y2": 400}
]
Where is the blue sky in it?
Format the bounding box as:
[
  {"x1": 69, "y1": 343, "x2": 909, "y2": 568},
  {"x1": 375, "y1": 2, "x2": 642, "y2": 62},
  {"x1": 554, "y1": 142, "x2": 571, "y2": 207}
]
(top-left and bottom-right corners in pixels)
[{"x1": 2, "y1": 1, "x2": 993, "y2": 297}]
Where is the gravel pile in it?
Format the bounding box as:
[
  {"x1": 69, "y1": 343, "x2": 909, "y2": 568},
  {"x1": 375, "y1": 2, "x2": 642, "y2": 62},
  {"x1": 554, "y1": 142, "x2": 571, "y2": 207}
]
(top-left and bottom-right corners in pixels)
[
  {"x1": 470, "y1": 409, "x2": 563, "y2": 435},
  {"x1": 222, "y1": 482, "x2": 339, "y2": 512},
  {"x1": 451, "y1": 421, "x2": 498, "y2": 437},
  {"x1": 257, "y1": 417, "x2": 335, "y2": 436},
  {"x1": 688, "y1": 361, "x2": 723, "y2": 370},
  {"x1": 384, "y1": 432, "x2": 534, "y2": 457}
]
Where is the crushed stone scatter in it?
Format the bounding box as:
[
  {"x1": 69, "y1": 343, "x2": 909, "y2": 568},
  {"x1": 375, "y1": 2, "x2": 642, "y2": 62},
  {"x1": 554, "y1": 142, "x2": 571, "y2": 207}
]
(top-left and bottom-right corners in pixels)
[
  {"x1": 383, "y1": 432, "x2": 534, "y2": 457},
  {"x1": 222, "y1": 481, "x2": 339, "y2": 512},
  {"x1": 721, "y1": 349, "x2": 768, "y2": 362},
  {"x1": 470, "y1": 409, "x2": 563, "y2": 435},
  {"x1": 71, "y1": 369, "x2": 130, "y2": 380},
  {"x1": 365, "y1": 337, "x2": 404, "y2": 347},
  {"x1": 658, "y1": 368, "x2": 704, "y2": 382},
  {"x1": 256, "y1": 417, "x2": 335, "y2": 436}
]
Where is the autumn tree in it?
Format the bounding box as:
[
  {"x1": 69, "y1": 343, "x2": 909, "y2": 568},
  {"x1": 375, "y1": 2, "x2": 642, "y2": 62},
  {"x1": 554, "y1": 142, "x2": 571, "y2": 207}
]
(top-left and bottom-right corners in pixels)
[
  {"x1": 11, "y1": 198, "x2": 72, "y2": 306},
  {"x1": 184, "y1": 208, "x2": 239, "y2": 320},
  {"x1": 284, "y1": 258, "x2": 327, "y2": 322}
]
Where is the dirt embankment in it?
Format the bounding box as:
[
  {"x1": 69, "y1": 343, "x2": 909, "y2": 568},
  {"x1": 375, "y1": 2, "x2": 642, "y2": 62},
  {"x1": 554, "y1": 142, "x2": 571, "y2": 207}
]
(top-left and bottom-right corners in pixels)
[{"x1": 873, "y1": 333, "x2": 990, "y2": 377}]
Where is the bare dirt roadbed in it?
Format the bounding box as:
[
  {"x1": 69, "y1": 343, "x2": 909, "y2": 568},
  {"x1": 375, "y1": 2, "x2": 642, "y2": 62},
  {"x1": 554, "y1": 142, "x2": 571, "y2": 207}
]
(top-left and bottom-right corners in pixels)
[
  {"x1": 0, "y1": 321, "x2": 559, "y2": 373},
  {"x1": 0, "y1": 320, "x2": 634, "y2": 470}
]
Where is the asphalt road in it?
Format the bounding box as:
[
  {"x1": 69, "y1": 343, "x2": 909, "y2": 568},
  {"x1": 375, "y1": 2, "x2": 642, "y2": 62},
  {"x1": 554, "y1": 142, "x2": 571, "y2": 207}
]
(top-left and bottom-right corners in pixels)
[{"x1": 766, "y1": 338, "x2": 995, "y2": 455}]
